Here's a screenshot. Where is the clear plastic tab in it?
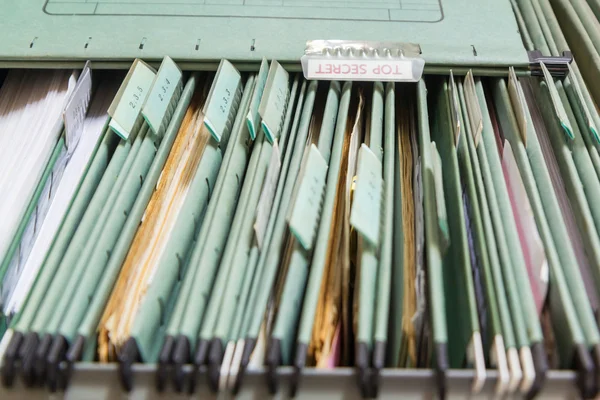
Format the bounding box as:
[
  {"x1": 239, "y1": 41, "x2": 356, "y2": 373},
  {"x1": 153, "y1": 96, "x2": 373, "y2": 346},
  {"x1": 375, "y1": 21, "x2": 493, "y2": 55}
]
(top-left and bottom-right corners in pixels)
[{"x1": 301, "y1": 40, "x2": 424, "y2": 82}]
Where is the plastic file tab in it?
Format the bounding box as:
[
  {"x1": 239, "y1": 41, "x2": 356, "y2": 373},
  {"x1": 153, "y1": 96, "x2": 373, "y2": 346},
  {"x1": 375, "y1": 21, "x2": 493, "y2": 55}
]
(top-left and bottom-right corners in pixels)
[
  {"x1": 247, "y1": 58, "x2": 269, "y2": 141},
  {"x1": 350, "y1": 143, "x2": 383, "y2": 247},
  {"x1": 254, "y1": 141, "x2": 281, "y2": 249},
  {"x1": 288, "y1": 144, "x2": 328, "y2": 251},
  {"x1": 107, "y1": 59, "x2": 156, "y2": 140},
  {"x1": 142, "y1": 56, "x2": 183, "y2": 135},
  {"x1": 464, "y1": 71, "x2": 482, "y2": 147},
  {"x1": 507, "y1": 67, "x2": 527, "y2": 145},
  {"x1": 203, "y1": 59, "x2": 242, "y2": 143},
  {"x1": 63, "y1": 60, "x2": 92, "y2": 151},
  {"x1": 540, "y1": 62, "x2": 574, "y2": 140},
  {"x1": 259, "y1": 61, "x2": 290, "y2": 144},
  {"x1": 301, "y1": 40, "x2": 424, "y2": 82}
]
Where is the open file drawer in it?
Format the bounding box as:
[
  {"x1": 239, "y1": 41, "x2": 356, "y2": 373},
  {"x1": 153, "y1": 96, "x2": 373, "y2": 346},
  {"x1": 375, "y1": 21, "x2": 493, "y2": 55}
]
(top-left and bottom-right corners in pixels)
[{"x1": 0, "y1": 0, "x2": 599, "y2": 399}]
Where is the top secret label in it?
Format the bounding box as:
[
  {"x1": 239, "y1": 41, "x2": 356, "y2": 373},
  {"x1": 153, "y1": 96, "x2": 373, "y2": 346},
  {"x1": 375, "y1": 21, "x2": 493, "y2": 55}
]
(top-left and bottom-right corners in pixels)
[{"x1": 303, "y1": 58, "x2": 416, "y2": 82}]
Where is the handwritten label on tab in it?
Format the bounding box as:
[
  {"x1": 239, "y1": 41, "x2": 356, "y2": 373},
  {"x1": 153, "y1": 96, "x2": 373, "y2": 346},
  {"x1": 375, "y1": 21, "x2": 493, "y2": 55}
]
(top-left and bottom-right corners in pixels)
[
  {"x1": 108, "y1": 59, "x2": 156, "y2": 140},
  {"x1": 254, "y1": 141, "x2": 281, "y2": 249},
  {"x1": 63, "y1": 61, "x2": 93, "y2": 151},
  {"x1": 247, "y1": 58, "x2": 269, "y2": 140},
  {"x1": 508, "y1": 67, "x2": 528, "y2": 146},
  {"x1": 350, "y1": 144, "x2": 383, "y2": 246},
  {"x1": 288, "y1": 144, "x2": 328, "y2": 251},
  {"x1": 259, "y1": 61, "x2": 290, "y2": 144},
  {"x1": 142, "y1": 56, "x2": 183, "y2": 135},
  {"x1": 203, "y1": 59, "x2": 242, "y2": 143},
  {"x1": 566, "y1": 63, "x2": 599, "y2": 144},
  {"x1": 540, "y1": 62, "x2": 574, "y2": 140},
  {"x1": 464, "y1": 70, "x2": 483, "y2": 147},
  {"x1": 304, "y1": 59, "x2": 415, "y2": 82},
  {"x1": 449, "y1": 71, "x2": 461, "y2": 147}
]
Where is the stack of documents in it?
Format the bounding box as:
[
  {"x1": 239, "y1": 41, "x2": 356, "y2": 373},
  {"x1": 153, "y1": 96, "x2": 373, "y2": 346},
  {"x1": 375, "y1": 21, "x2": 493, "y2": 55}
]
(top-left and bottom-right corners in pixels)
[
  {"x1": 98, "y1": 72, "x2": 221, "y2": 366},
  {"x1": 3, "y1": 19, "x2": 600, "y2": 398},
  {"x1": 0, "y1": 70, "x2": 76, "y2": 313},
  {"x1": 1, "y1": 76, "x2": 120, "y2": 322}
]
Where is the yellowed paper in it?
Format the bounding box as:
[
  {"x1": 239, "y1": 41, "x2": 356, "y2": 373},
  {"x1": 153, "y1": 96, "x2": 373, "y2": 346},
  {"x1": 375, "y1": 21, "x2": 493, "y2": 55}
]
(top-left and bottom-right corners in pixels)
[{"x1": 98, "y1": 83, "x2": 211, "y2": 362}]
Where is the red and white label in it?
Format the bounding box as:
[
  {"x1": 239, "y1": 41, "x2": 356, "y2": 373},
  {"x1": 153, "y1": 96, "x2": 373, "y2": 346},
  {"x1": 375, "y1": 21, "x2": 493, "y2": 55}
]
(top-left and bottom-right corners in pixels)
[{"x1": 304, "y1": 58, "x2": 414, "y2": 81}]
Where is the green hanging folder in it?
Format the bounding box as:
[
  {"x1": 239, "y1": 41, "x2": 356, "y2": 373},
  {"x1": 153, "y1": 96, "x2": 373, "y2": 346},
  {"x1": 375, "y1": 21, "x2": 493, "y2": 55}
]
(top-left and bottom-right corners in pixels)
[
  {"x1": 428, "y1": 76, "x2": 485, "y2": 394},
  {"x1": 494, "y1": 74, "x2": 599, "y2": 399},
  {"x1": 5, "y1": 0, "x2": 600, "y2": 398},
  {"x1": 372, "y1": 81, "x2": 394, "y2": 384},
  {"x1": 416, "y1": 79, "x2": 448, "y2": 400},
  {"x1": 473, "y1": 79, "x2": 544, "y2": 396},
  {"x1": 234, "y1": 79, "x2": 310, "y2": 395},
  {"x1": 58, "y1": 61, "x2": 184, "y2": 359},
  {"x1": 13, "y1": 59, "x2": 185, "y2": 391},
  {"x1": 455, "y1": 78, "x2": 487, "y2": 392},
  {"x1": 192, "y1": 70, "x2": 295, "y2": 391},
  {"x1": 128, "y1": 139, "x2": 222, "y2": 363},
  {"x1": 157, "y1": 74, "x2": 255, "y2": 392},
  {"x1": 196, "y1": 129, "x2": 271, "y2": 378},
  {"x1": 548, "y1": 0, "x2": 600, "y2": 106},
  {"x1": 205, "y1": 73, "x2": 289, "y2": 390},
  {"x1": 219, "y1": 76, "x2": 301, "y2": 395},
  {"x1": 351, "y1": 82, "x2": 384, "y2": 399},
  {"x1": 291, "y1": 80, "x2": 350, "y2": 394},
  {"x1": 267, "y1": 81, "x2": 340, "y2": 394},
  {"x1": 520, "y1": 0, "x2": 600, "y2": 303},
  {"x1": 67, "y1": 74, "x2": 198, "y2": 386},
  {"x1": 0, "y1": 103, "x2": 119, "y2": 390},
  {"x1": 457, "y1": 78, "x2": 512, "y2": 395},
  {"x1": 22, "y1": 126, "x2": 145, "y2": 388}
]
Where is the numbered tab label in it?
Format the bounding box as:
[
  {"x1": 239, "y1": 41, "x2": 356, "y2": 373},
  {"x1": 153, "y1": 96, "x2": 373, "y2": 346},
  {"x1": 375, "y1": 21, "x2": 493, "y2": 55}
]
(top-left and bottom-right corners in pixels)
[
  {"x1": 259, "y1": 60, "x2": 290, "y2": 144},
  {"x1": 203, "y1": 59, "x2": 242, "y2": 143},
  {"x1": 246, "y1": 58, "x2": 270, "y2": 140},
  {"x1": 63, "y1": 60, "x2": 93, "y2": 151},
  {"x1": 254, "y1": 141, "x2": 281, "y2": 249},
  {"x1": 142, "y1": 56, "x2": 183, "y2": 135},
  {"x1": 108, "y1": 59, "x2": 156, "y2": 140},
  {"x1": 350, "y1": 144, "x2": 383, "y2": 246},
  {"x1": 288, "y1": 144, "x2": 328, "y2": 251}
]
